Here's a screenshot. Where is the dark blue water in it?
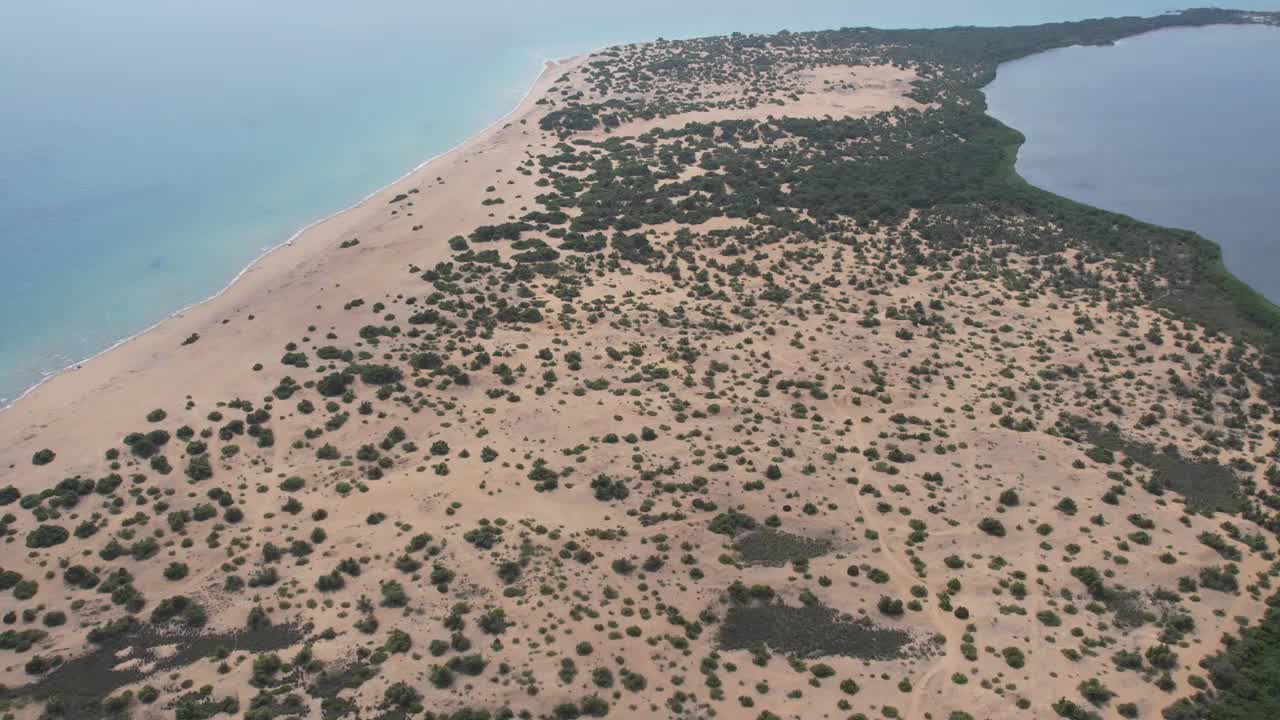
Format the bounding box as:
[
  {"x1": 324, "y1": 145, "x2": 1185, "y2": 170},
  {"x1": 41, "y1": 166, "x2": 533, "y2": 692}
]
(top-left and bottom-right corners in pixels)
[
  {"x1": 3, "y1": 2, "x2": 1279, "y2": 403},
  {"x1": 985, "y1": 24, "x2": 1280, "y2": 303}
]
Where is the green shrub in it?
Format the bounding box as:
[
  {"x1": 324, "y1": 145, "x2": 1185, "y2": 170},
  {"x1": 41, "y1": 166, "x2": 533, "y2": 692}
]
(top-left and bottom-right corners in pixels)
[
  {"x1": 25, "y1": 524, "x2": 69, "y2": 549},
  {"x1": 978, "y1": 517, "x2": 1006, "y2": 537}
]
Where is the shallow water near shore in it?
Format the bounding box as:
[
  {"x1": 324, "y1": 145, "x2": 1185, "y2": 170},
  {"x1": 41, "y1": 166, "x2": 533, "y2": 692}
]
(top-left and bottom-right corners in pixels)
[
  {"x1": 985, "y1": 24, "x2": 1280, "y2": 303},
  {"x1": 3, "y1": 1, "x2": 1279, "y2": 404}
]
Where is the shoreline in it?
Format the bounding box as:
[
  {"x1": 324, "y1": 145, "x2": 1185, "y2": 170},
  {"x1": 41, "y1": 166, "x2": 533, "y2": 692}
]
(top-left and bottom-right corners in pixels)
[{"x1": 0, "y1": 52, "x2": 580, "y2": 413}]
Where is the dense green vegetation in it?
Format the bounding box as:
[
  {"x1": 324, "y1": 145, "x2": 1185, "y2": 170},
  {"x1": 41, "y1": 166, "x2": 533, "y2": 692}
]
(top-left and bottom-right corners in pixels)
[{"x1": 1163, "y1": 605, "x2": 1280, "y2": 719}]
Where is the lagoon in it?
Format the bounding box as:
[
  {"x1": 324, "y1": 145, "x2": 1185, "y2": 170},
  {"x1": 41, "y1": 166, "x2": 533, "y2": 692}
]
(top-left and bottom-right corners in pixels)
[{"x1": 985, "y1": 24, "x2": 1280, "y2": 304}]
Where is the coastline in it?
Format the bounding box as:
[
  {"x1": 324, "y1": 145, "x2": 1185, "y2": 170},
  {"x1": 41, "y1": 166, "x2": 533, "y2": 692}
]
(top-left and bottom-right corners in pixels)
[{"x1": 0, "y1": 52, "x2": 581, "y2": 413}]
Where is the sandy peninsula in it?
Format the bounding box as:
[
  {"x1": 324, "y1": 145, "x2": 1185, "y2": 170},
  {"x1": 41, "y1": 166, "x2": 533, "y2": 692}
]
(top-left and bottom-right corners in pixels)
[{"x1": 2, "y1": 9, "x2": 1278, "y2": 720}]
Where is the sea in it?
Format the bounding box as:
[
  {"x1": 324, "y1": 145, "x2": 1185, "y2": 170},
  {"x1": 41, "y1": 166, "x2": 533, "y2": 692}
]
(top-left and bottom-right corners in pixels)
[{"x1": 2, "y1": 0, "x2": 1278, "y2": 404}]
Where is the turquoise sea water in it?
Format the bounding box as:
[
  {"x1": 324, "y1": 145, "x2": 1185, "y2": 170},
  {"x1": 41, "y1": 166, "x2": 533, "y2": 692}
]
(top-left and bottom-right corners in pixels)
[
  {"x1": 985, "y1": 24, "x2": 1280, "y2": 303},
  {"x1": 2, "y1": 1, "x2": 1278, "y2": 403}
]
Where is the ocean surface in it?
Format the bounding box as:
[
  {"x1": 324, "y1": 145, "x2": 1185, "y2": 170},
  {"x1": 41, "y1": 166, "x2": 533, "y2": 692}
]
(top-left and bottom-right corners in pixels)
[
  {"x1": 985, "y1": 24, "x2": 1280, "y2": 304},
  {"x1": 3, "y1": 1, "x2": 1279, "y2": 404}
]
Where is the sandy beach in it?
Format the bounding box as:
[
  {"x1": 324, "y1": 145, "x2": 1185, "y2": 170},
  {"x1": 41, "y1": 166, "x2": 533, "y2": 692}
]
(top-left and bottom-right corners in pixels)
[{"x1": 0, "y1": 55, "x2": 587, "y2": 466}]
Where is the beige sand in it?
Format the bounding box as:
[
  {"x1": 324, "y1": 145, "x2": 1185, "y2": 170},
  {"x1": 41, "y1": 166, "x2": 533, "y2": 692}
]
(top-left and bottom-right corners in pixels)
[{"x1": 0, "y1": 40, "x2": 1271, "y2": 720}]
